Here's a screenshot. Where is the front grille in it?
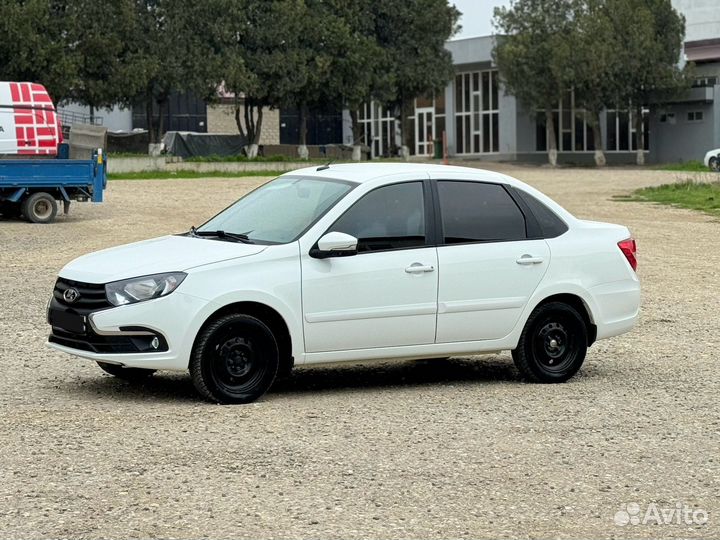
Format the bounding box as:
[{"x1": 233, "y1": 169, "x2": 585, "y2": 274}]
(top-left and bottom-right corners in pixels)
[{"x1": 53, "y1": 277, "x2": 111, "y2": 315}]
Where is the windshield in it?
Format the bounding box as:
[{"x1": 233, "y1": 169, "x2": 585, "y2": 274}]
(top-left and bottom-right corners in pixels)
[{"x1": 198, "y1": 176, "x2": 354, "y2": 244}]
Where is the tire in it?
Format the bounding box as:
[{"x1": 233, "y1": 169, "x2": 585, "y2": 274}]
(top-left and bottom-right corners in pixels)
[
  {"x1": 710, "y1": 156, "x2": 719, "y2": 172},
  {"x1": 512, "y1": 302, "x2": 588, "y2": 383},
  {"x1": 190, "y1": 313, "x2": 279, "y2": 404},
  {"x1": 97, "y1": 361, "x2": 156, "y2": 381},
  {"x1": 22, "y1": 192, "x2": 58, "y2": 223}
]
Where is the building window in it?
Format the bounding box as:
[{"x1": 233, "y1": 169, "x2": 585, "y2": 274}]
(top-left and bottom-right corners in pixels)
[
  {"x1": 687, "y1": 111, "x2": 704, "y2": 122},
  {"x1": 606, "y1": 107, "x2": 649, "y2": 152},
  {"x1": 454, "y1": 70, "x2": 499, "y2": 154},
  {"x1": 692, "y1": 77, "x2": 717, "y2": 88},
  {"x1": 659, "y1": 112, "x2": 676, "y2": 124},
  {"x1": 535, "y1": 90, "x2": 595, "y2": 152},
  {"x1": 357, "y1": 101, "x2": 397, "y2": 158}
]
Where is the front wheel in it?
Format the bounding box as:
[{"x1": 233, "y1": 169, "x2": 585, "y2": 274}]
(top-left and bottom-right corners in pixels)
[
  {"x1": 97, "y1": 361, "x2": 156, "y2": 381},
  {"x1": 512, "y1": 302, "x2": 588, "y2": 383},
  {"x1": 190, "y1": 313, "x2": 279, "y2": 404},
  {"x1": 710, "y1": 156, "x2": 719, "y2": 172}
]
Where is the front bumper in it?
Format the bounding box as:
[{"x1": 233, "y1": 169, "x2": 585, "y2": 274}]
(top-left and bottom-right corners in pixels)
[{"x1": 47, "y1": 291, "x2": 210, "y2": 370}]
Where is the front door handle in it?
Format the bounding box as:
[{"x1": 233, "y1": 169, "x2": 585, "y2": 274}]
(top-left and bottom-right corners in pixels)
[
  {"x1": 516, "y1": 254, "x2": 544, "y2": 265},
  {"x1": 405, "y1": 262, "x2": 435, "y2": 274}
]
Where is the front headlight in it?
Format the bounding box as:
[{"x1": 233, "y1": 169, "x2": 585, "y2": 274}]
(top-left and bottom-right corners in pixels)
[{"x1": 105, "y1": 272, "x2": 187, "y2": 307}]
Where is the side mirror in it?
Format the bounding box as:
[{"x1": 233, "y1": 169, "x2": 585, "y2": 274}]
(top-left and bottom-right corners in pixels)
[{"x1": 311, "y1": 231, "x2": 358, "y2": 259}]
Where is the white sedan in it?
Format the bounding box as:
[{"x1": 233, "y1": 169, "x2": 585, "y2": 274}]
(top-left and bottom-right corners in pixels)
[
  {"x1": 704, "y1": 148, "x2": 720, "y2": 171},
  {"x1": 47, "y1": 164, "x2": 640, "y2": 404}
]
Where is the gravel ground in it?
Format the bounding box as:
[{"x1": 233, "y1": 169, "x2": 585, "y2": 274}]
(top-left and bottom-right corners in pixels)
[{"x1": 0, "y1": 164, "x2": 718, "y2": 539}]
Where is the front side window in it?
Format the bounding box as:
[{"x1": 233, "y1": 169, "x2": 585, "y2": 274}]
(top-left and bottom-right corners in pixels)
[
  {"x1": 199, "y1": 176, "x2": 353, "y2": 244},
  {"x1": 329, "y1": 182, "x2": 426, "y2": 252},
  {"x1": 438, "y1": 181, "x2": 526, "y2": 243}
]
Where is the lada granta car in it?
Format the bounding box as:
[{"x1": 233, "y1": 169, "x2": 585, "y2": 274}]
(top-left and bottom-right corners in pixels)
[{"x1": 47, "y1": 164, "x2": 640, "y2": 404}]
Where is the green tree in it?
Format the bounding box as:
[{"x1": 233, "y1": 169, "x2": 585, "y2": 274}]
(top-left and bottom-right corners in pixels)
[
  {"x1": 371, "y1": 0, "x2": 460, "y2": 157},
  {"x1": 603, "y1": 0, "x2": 688, "y2": 165},
  {"x1": 220, "y1": 0, "x2": 309, "y2": 158},
  {"x1": 129, "y1": 0, "x2": 226, "y2": 144},
  {"x1": 567, "y1": 0, "x2": 616, "y2": 166},
  {"x1": 66, "y1": 0, "x2": 140, "y2": 121},
  {"x1": 282, "y1": 0, "x2": 388, "y2": 159},
  {"x1": 493, "y1": 0, "x2": 580, "y2": 166},
  {"x1": 0, "y1": 0, "x2": 77, "y2": 102},
  {"x1": 321, "y1": 1, "x2": 393, "y2": 160}
]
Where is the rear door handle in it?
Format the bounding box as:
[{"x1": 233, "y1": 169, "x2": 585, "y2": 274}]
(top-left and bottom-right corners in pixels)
[
  {"x1": 516, "y1": 254, "x2": 544, "y2": 265},
  {"x1": 405, "y1": 263, "x2": 435, "y2": 274}
]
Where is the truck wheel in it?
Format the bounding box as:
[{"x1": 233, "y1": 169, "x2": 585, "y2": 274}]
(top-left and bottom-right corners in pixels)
[
  {"x1": 22, "y1": 192, "x2": 58, "y2": 223},
  {"x1": 97, "y1": 361, "x2": 156, "y2": 380},
  {"x1": 190, "y1": 313, "x2": 279, "y2": 404},
  {"x1": 512, "y1": 302, "x2": 588, "y2": 383}
]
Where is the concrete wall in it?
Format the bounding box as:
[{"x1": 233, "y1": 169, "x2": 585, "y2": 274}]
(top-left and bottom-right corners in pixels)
[
  {"x1": 206, "y1": 104, "x2": 280, "y2": 145},
  {"x1": 498, "y1": 85, "x2": 517, "y2": 157},
  {"x1": 446, "y1": 36, "x2": 496, "y2": 65},
  {"x1": 515, "y1": 104, "x2": 536, "y2": 154},
  {"x1": 107, "y1": 156, "x2": 312, "y2": 174},
  {"x1": 672, "y1": 0, "x2": 720, "y2": 43},
  {"x1": 649, "y1": 91, "x2": 718, "y2": 163}
]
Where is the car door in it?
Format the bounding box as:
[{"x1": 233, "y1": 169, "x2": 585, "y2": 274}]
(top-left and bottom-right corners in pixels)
[
  {"x1": 301, "y1": 180, "x2": 439, "y2": 353},
  {"x1": 431, "y1": 176, "x2": 550, "y2": 343}
]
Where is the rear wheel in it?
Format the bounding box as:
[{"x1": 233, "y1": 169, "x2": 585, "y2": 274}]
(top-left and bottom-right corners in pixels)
[
  {"x1": 22, "y1": 192, "x2": 58, "y2": 223},
  {"x1": 512, "y1": 302, "x2": 587, "y2": 383},
  {"x1": 97, "y1": 361, "x2": 156, "y2": 381},
  {"x1": 710, "y1": 156, "x2": 719, "y2": 172},
  {"x1": 190, "y1": 313, "x2": 279, "y2": 404}
]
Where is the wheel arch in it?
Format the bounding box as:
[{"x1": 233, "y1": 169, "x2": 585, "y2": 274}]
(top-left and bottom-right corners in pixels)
[{"x1": 193, "y1": 301, "x2": 294, "y2": 372}]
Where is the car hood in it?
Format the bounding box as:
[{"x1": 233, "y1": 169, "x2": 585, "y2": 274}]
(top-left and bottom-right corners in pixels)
[{"x1": 59, "y1": 235, "x2": 267, "y2": 284}]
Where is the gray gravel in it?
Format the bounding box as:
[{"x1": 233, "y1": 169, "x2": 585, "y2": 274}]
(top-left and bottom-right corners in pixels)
[{"x1": 0, "y1": 165, "x2": 718, "y2": 539}]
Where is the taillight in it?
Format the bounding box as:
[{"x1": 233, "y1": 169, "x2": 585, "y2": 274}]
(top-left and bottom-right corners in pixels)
[{"x1": 618, "y1": 238, "x2": 637, "y2": 271}]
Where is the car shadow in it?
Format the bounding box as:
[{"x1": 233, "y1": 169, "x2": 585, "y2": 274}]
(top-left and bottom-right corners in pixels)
[
  {"x1": 57, "y1": 355, "x2": 521, "y2": 404},
  {"x1": 269, "y1": 355, "x2": 520, "y2": 396},
  {"x1": 58, "y1": 355, "x2": 602, "y2": 404},
  {"x1": 55, "y1": 371, "x2": 199, "y2": 404}
]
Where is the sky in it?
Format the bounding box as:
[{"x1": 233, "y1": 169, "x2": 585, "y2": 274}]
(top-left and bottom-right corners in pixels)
[{"x1": 451, "y1": 0, "x2": 511, "y2": 39}]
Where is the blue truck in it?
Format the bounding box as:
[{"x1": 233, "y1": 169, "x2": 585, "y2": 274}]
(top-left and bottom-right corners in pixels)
[{"x1": 0, "y1": 146, "x2": 106, "y2": 223}]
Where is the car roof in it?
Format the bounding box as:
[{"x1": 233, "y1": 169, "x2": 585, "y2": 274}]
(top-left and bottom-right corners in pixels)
[
  {"x1": 283, "y1": 162, "x2": 577, "y2": 225},
  {"x1": 286, "y1": 163, "x2": 518, "y2": 186}
]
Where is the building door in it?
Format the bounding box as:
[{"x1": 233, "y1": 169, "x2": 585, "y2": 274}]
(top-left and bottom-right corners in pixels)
[{"x1": 415, "y1": 108, "x2": 435, "y2": 156}]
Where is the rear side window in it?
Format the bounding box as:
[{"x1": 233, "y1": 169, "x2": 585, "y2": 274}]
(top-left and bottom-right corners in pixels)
[
  {"x1": 330, "y1": 182, "x2": 425, "y2": 252},
  {"x1": 437, "y1": 181, "x2": 526, "y2": 243},
  {"x1": 514, "y1": 189, "x2": 568, "y2": 238}
]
